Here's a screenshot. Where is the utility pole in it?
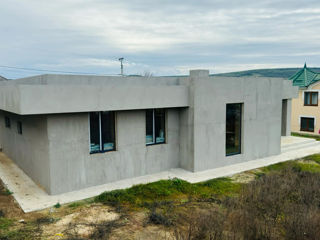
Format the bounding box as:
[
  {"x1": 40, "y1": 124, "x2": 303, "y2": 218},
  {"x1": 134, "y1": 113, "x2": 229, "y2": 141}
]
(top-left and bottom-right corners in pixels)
[{"x1": 118, "y1": 58, "x2": 124, "y2": 75}]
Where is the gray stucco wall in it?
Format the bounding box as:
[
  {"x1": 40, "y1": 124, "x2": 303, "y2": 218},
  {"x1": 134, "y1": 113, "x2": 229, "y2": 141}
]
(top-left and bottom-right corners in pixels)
[
  {"x1": 179, "y1": 70, "x2": 296, "y2": 172},
  {"x1": 0, "y1": 111, "x2": 50, "y2": 192},
  {"x1": 0, "y1": 70, "x2": 298, "y2": 195},
  {"x1": 46, "y1": 109, "x2": 180, "y2": 194}
]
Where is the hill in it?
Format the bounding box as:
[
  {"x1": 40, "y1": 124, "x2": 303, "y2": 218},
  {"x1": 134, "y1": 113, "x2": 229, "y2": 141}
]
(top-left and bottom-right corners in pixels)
[{"x1": 214, "y1": 67, "x2": 320, "y2": 79}]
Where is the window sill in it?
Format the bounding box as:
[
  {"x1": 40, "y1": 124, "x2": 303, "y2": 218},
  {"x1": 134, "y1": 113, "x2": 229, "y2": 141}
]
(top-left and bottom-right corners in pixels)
[
  {"x1": 146, "y1": 142, "x2": 166, "y2": 146},
  {"x1": 90, "y1": 149, "x2": 116, "y2": 154},
  {"x1": 226, "y1": 152, "x2": 241, "y2": 157},
  {"x1": 304, "y1": 105, "x2": 318, "y2": 107},
  {"x1": 300, "y1": 130, "x2": 314, "y2": 133}
]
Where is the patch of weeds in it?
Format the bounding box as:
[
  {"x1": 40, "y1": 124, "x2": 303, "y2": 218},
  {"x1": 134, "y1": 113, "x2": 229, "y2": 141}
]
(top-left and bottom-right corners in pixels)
[
  {"x1": 291, "y1": 132, "x2": 320, "y2": 141},
  {"x1": 303, "y1": 154, "x2": 320, "y2": 164},
  {"x1": 297, "y1": 162, "x2": 320, "y2": 173},
  {"x1": 195, "y1": 177, "x2": 242, "y2": 197},
  {"x1": 95, "y1": 178, "x2": 195, "y2": 206},
  {"x1": 263, "y1": 159, "x2": 320, "y2": 174},
  {"x1": 95, "y1": 177, "x2": 241, "y2": 207},
  {"x1": 254, "y1": 171, "x2": 266, "y2": 179},
  {"x1": 36, "y1": 217, "x2": 56, "y2": 225},
  {"x1": 54, "y1": 203, "x2": 61, "y2": 208},
  {"x1": 261, "y1": 161, "x2": 294, "y2": 172},
  {"x1": 0, "y1": 188, "x2": 12, "y2": 196},
  {"x1": 0, "y1": 218, "x2": 14, "y2": 232},
  {"x1": 148, "y1": 210, "x2": 173, "y2": 227},
  {"x1": 0, "y1": 223, "x2": 39, "y2": 240},
  {"x1": 68, "y1": 201, "x2": 84, "y2": 209}
]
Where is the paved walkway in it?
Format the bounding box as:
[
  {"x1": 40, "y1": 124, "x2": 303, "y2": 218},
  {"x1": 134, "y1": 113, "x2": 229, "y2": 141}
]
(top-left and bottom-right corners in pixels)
[{"x1": 1, "y1": 136, "x2": 320, "y2": 213}]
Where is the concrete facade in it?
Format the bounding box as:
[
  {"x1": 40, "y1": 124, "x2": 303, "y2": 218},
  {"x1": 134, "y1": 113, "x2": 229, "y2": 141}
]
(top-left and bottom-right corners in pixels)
[{"x1": 0, "y1": 70, "x2": 298, "y2": 194}]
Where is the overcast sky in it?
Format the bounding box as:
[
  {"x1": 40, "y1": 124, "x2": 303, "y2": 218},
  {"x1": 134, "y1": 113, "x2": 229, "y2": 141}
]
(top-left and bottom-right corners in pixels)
[{"x1": 1, "y1": 0, "x2": 320, "y2": 79}]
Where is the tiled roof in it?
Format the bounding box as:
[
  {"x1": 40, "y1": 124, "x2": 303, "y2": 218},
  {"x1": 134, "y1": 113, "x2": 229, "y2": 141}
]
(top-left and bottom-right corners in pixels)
[{"x1": 289, "y1": 63, "x2": 320, "y2": 87}]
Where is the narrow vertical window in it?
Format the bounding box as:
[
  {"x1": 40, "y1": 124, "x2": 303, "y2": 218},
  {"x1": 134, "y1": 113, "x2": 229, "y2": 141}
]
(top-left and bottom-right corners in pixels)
[
  {"x1": 101, "y1": 111, "x2": 115, "y2": 151},
  {"x1": 155, "y1": 109, "x2": 165, "y2": 143},
  {"x1": 4, "y1": 117, "x2": 10, "y2": 128},
  {"x1": 146, "y1": 109, "x2": 154, "y2": 144},
  {"x1": 90, "y1": 112, "x2": 100, "y2": 153},
  {"x1": 146, "y1": 109, "x2": 166, "y2": 145},
  {"x1": 90, "y1": 111, "x2": 116, "y2": 153},
  {"x1": 226, "y1": 103, "x2": 242, "y2": 156},
  {"x1": 17, "y1": 121, "x2": 22, "y2": 134}
]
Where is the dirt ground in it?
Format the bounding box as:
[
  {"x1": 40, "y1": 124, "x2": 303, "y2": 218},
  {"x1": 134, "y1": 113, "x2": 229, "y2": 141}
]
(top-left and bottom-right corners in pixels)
[
  {"x1": 0, "y1": 169, "x2": 278, "y2": 240},
  {"x1": 0, "y1": 179, "x2": 29, "y2": 219},
  {"x1": 0, "y1": 179, "x2": 176, "y2": 239}
]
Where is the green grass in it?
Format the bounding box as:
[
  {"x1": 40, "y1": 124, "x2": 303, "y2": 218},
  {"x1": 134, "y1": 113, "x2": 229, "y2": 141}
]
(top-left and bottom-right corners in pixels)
[
  {"x1": 261, "y1": 157, "x2": 320, "y2": 174},
  {"x1": 95, "y1": 177, "x2": 241, "y2": 207},
  {"x1": 0, "y1": 218, "x2": 14, "y2": 232},
  {"x1": 291, "y1": 132, "x2": 320, "y2": 141},
  {"x1": 303, "y1": 154, "x2": 320, "y2": 164},
  {"x1": 298, "y1": 163, "x2": 320, "y2": 173},
  {"x1": 261, "y1": 161, "x2": 294, "y2": 172}
]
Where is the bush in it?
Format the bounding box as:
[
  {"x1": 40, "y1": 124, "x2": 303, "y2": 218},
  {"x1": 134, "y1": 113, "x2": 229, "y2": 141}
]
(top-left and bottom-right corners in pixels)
[{"x1": 148, "y1": 210, "x2": 173, "y2": 227}]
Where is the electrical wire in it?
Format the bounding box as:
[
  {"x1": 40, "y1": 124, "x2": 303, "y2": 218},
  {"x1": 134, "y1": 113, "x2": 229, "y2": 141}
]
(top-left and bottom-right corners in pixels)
[{"x1": 0, "y1": 65, "x2": 120, "y2": 76}]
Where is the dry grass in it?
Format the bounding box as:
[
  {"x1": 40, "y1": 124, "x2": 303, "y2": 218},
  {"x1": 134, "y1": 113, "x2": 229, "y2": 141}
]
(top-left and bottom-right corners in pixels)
[{"x1": 2, "y1": 156, "x2": 320, "y2": 239}]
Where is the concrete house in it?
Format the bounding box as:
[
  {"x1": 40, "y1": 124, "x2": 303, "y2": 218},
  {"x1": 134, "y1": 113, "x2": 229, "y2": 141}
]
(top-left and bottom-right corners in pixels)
[
  {"x1": 0, "y1": 70, "x2": 298, "y2": 195},
  {"x1": 290, "y1": 64, "x2": 320, "y2": 135}
]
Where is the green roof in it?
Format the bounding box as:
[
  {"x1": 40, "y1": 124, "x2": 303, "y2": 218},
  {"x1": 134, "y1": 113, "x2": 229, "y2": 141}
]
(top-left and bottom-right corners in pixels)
[{"x1": 289, "y1": 63, "x2": 320, "y2": 87}]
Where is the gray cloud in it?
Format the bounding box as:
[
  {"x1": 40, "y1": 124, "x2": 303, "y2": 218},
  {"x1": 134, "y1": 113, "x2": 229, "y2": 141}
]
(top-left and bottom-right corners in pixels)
[{"x1": 0, "y1": 0, "x2": 319, "y2": 78}]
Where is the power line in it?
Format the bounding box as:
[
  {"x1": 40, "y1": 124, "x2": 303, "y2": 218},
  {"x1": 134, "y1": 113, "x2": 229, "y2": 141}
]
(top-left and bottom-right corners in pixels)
[{"x1": 0, "y1": 65, "x2": 120, "y2": 76}]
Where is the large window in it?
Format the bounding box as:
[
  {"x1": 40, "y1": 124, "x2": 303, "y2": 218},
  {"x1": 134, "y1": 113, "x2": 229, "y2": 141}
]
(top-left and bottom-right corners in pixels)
[
  {"x1": 226, "y1": 103, "x2": 242, "y2": 156},
  {"x1": 304, "y1": 92, "x2": 318, "y2": 106},
  {"x1": 300, "y1": 117, "x2": 314, "y2": 132},
  {"x1": 89, "y1": 111, "x2": 115, "y2": 153},
  {"x1": 146, "y1": 109, "x2": 166, "y2": 145}
]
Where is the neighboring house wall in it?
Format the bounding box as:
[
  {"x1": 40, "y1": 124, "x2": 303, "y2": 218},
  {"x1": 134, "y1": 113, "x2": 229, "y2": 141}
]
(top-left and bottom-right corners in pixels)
[
  {"x1": 0, "y1": 111, "x2": 51, "y2": 192},
  {"x1": 46, "y1": 109, "x2": 180, "y2": 194},
  {"x1": 291, "y1": 83, "x2": 320, "y2": 135}
]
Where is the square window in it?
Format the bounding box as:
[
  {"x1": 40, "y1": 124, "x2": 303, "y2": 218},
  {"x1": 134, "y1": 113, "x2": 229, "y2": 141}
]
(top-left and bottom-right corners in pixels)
[
  {"x1": 300, "y1": 117, "x2": 314, "y2": 132},
  {"x1": 304, "y1": 92, "x2": 318, "y2": 106}
]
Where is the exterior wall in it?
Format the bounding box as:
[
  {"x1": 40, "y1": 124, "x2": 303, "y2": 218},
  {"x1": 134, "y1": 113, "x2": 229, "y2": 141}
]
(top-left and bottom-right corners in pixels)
[
  {"x1": 0, "y1": 111, "x2": 50, "y2": 192},
  {"x1": 281, "y1": 99, "x2": 292, "y2": 136},
  {"x1": 291, "y1": 84, "x2": 320, "y2": 135},
  {"x1": 46, "y1": 109, "x2": 180, "y2": 194},
  {"x1": 0, "y1": 71, "x2": 298, "y2": 195},
  {"x1": 180, "y1": 70, "x2": 291, "y2": 172}
]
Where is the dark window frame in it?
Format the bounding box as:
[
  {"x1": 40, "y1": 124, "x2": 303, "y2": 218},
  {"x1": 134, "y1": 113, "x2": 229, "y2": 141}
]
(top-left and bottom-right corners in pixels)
[
  {"x1": 300, "y1": 117, "x2": 315, "y2": 132},
  {"x1": 4, "y1": 117, "x2": 10, "y2": 128},
  {"x1": 146, "y1": 109, "x2": 166, "y2": 146},
  {"x1": 226, "y1": 103, "x2": 243, "y2": 156},
  {"x1": 17, "y1": 121, "x2": 22, "y2": 135},
  {"x1": 304, "y1": 92, "x2": 318, "y2": 106},
  {"x1": 89, "y1": 111, "x2": 116, "y2": 154}
]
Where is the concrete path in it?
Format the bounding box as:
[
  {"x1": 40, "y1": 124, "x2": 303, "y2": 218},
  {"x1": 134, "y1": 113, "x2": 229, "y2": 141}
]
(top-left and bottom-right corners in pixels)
[{"x1": 1, "y1": 136, "x2": 320, "y2": 213}]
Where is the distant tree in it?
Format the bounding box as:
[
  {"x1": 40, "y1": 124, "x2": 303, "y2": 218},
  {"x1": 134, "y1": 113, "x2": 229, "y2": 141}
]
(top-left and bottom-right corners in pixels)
[{"x1": 143, "y1": 71, "x2": 153, "y2": 78}]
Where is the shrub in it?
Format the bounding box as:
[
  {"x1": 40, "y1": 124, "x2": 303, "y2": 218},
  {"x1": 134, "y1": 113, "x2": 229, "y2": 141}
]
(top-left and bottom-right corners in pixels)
[{"x1": 53, "y1": 203, "x2": 61, "y2": 209}]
